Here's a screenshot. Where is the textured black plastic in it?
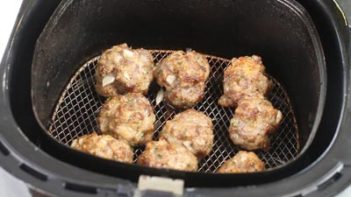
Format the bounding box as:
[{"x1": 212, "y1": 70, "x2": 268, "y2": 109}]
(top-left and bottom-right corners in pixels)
[
  {"x1": 33, "y1": 0, "x2": 326, "y2": 184},
  {"x1": 31, "y1": 0, "x2": 326, "y2": 178},
  {"x1": 0, "y1": 0, "x2": 349, "y2": 196}
]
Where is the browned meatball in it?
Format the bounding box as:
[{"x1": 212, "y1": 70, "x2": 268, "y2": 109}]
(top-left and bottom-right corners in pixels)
[
  {"x1": 154, "y1": 50, "x2": 210, "y2": 108},
  {"x1": 98, "y1": 93, "x2": 156, "y2": 146},
  {"x1": 229, "y1": 97, "x2": 282, "y2": 150},
  {"x1": 217, "y1": 151, "x2": 265, "y2": 173},
  {"x1": 95, "y1": 43, "x2": 154, "y2": 97},
  {"x1": 137, "y1": 139, "x2": 198, "y2": 171},
  {"x1": 71, "y1": 132, "x2": 133, "y2": 163},
  {"x1": 159, "y1": 109, "x2": 213, "y2": 158},
  {"x1": 218, "y1": 55, "x2": 271, "y2": 107}
]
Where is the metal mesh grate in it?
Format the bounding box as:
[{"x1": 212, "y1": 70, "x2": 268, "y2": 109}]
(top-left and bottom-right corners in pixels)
[{"x1": 49, "y1": 50, "x2": 299, "y2": 173}]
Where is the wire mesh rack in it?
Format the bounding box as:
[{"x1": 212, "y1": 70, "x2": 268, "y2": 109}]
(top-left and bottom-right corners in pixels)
[{"x1": 49, "y1": 50, "x2": 299, "y2": 173}]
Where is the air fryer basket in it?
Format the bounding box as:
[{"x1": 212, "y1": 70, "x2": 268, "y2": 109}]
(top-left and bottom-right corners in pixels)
[
  {"x1": 31, "y1": 0, "x2": 325, "y2": 179},
  {"x1": 49, "y1": 50, "x2": 299, "y2": 172},
  {"x1": 1, "y1": 0, "x2": 349, "y2": 196},
  {"x1": 0, "y1": 0, "x2": 351, "y2": 196}
]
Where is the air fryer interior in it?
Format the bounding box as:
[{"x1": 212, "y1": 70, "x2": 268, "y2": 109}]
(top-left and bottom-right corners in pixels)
[
  {"x1": 2, "y1": 0, "x2": 348, "y2": 192},
  {"x1": 23, "y1": 0, "x2": 325, "y2": 185}
]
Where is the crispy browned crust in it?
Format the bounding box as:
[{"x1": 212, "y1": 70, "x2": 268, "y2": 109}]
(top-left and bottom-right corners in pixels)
[
  {"x1": 98, "y1": 93, "x2": 156, "y2": 146},
  {"x1": 154, "y1": 50, "x2": 210, "y2": 108},
  {"x1": 218, "y1": 55, "x2": 271, "y2": 107},
  {"x1": 95, "y1": 43, "x2": 154, "y2": 97},
  {"x1": 159, "y1": 109, "x2": 214, "y2": 158},
  {"x1": 71, "y1": 132, "x2": 133, "y2": 163},
  {"x1": 137, "y1": 139, "x2": 198, "y2": 171},
  {"x1": 229, "y1": 97, "x2": 282, "y2": 150},
  {"x1": 217, "y1": 151, "x2": 265, "y2": 173}
]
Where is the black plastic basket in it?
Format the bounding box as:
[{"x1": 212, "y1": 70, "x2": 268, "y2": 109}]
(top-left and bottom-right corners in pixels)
[{"x1": 0, "y1": 0, "x2": 350, "y2": 196}]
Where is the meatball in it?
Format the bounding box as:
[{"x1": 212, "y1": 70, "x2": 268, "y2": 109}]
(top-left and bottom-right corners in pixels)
[
  {"x1": 159, "y1": 109, "x2": 213, "y2": 158},
  {"x1": 154, "y1": 50, "x2": 210, "y2": 108},
  {"x1": 229, "y1": 97, "x2": 283, "y2": 150},
  {"x1": 71, "y1": 132, "x2": 133, "y2": 163},
  {"x1": 218, "y1": 55, "x2": 271, "y2": 107},
  {"x1": 137, "y1": 139, "x2": 198, "y2": 171},
  {"x1": 98, "y1": 93, "x2": 156, "y2": 146},
  {"x1": 217, "y1": 151, "x2": 265, "y2": 173},
  {"x1": 95, "y1": 43, "x2": 154, "y2": 97}
]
